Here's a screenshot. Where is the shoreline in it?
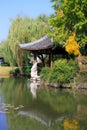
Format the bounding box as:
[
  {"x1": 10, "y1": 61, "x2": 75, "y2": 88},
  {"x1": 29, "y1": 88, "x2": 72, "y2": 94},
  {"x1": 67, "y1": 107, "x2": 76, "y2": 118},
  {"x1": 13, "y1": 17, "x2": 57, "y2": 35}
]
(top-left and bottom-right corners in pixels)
[{"x1": 40, "y1": 80, "x2": 87, "y2": 89}]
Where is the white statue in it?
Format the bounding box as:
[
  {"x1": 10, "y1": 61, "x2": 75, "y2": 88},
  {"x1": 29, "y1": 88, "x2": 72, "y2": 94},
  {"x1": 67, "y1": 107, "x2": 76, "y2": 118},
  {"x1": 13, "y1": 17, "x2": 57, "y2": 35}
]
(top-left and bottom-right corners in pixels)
[{"x1": 31, "y1": 61, "x2": 40, "y2": 80}]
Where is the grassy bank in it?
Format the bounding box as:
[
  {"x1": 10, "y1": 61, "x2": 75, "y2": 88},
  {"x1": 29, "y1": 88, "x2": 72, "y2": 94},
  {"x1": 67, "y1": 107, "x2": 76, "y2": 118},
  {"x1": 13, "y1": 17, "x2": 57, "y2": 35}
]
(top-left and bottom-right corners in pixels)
[{"x1": 0, "y1": 66, "x2": 13, "y2": 78}]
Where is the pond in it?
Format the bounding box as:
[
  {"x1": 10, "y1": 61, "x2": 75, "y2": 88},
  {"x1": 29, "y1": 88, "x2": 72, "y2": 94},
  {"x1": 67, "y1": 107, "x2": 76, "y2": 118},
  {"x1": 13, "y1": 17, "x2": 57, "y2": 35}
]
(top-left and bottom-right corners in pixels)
[{"x1": 0, "y1": 77, "x2": 87, "y2": 130}]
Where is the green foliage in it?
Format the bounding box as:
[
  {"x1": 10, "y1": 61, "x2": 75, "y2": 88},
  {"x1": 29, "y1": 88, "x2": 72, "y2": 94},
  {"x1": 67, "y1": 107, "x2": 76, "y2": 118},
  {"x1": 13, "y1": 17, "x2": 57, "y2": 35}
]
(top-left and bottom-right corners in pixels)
[
  {"x1": 50, "y1": 0, "x2": 87, "y2": 48},
  {"x1": 10, "y1": 67, "x2": 20, "y2": 76},
  {"x1": 41, "y1": 59, "x2": 79, "y2": 84},
  {"x1": 10, "y1": 65, "x2": 32, "y2": 77},
  {"x1": 0, "y1": 41, "x2": 14, "y2": 66},
  {"x1": 0, "y1": 15, "x2": 50, "y2": 67},
  {"x1": 1, "y1": 78, "x2": 87, "y2": 130},
  {"x1": 40, "y1": 67, "x2": 50, "y2": 81},
  {"x1": 22, "y1": 65, "x2": 32, "y2": 77}
]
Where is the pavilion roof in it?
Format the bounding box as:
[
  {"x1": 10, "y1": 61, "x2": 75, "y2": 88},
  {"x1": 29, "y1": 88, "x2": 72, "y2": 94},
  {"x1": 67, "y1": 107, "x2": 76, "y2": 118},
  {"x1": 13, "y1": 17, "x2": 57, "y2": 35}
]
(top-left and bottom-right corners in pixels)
[{"x1": 19, "y1": 35, "x2": 53, "y2": 51}]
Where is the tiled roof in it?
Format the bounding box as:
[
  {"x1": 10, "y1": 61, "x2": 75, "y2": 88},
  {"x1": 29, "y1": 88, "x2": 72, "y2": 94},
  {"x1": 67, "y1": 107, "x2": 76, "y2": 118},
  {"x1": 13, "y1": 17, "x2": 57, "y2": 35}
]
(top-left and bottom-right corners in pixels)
[{"x1": 19, "y1": 35, "x2": 53, "y2": 51}]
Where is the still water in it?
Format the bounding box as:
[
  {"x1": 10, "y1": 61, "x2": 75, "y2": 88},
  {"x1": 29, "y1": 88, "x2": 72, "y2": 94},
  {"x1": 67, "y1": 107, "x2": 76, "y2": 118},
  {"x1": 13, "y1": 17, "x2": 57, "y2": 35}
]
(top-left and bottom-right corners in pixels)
[{"x1": 0, "y1": 77, "x2": 87, "y2": 130}]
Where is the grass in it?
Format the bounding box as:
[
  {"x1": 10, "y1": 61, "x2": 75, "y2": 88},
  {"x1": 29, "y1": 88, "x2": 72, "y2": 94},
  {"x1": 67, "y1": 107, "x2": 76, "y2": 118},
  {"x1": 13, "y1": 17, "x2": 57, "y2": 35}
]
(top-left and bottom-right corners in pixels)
[{"x1": 0, "y1": 66, "x2": 13, "y2": 78}]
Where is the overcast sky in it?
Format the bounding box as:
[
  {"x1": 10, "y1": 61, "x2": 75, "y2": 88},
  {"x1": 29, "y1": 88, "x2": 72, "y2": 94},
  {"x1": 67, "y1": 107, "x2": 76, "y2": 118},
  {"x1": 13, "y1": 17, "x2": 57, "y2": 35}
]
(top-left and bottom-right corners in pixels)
[{"x1": 0, "y1": 0, "x2": 54, "y2": 42}]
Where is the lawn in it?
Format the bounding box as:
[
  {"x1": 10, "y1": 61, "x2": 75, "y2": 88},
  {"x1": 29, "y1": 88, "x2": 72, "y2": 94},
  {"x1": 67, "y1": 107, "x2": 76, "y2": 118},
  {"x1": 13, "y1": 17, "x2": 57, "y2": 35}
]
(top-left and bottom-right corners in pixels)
[{"x1": 0, "y1": 66, "x2": 13, "y2": 78}]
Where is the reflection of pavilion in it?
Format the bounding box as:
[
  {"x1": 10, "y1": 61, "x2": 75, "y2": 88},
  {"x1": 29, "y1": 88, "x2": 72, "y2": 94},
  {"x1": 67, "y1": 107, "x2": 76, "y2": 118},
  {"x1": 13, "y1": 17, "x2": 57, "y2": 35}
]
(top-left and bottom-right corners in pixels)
[
  {"x1": 18, "y1": 110, "x2": 66, "y2": 128},
  {"x1": 26, "y1": 80, "x2": 67, "y2": 128}
]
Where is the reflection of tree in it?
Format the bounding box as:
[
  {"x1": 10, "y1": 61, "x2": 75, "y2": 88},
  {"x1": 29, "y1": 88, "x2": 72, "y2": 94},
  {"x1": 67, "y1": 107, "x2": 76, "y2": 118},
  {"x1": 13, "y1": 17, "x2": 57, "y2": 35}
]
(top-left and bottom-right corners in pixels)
[
  {"x1": 0, "y1": 78, "x2": 77, "y2": 117},
  {"x1": 0, "y1": 78, "x2": 27, "y2": 106},
  {"x1": 77, "y1": 104, "x2": 87, "y2": 118},
  {"x1": 0, "y1": 78, "x2": 87, "y2": 130},
  {"x1": 0, "y1": 78, "x2": 4, "y2": 85},
  {"x1": 38, "y1": 88, "x2": 76, "y2": 115}
]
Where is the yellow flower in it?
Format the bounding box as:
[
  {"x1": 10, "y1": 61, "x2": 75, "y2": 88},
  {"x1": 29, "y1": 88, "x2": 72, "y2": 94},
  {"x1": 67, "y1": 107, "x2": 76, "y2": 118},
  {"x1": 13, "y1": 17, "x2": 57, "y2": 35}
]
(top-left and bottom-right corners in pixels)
[
  {"x1": 65, "y1": 33, "x2": 80, "y2": 55},
  {"x1": 64, "y1": 118, "x2": 78, "y2": 130}
]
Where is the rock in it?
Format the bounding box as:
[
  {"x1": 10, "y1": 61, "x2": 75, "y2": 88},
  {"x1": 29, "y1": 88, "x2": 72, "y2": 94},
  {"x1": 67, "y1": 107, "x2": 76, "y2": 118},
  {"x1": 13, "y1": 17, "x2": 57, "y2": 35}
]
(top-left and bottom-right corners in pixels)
[{"x1": 31, "y1": 62, "x2": 40, "y2": 80}]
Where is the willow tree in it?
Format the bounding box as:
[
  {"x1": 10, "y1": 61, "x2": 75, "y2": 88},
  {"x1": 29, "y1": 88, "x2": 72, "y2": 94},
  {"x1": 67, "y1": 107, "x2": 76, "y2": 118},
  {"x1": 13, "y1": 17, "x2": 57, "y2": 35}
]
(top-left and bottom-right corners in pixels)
[
  {"x1": 7, "y1": 17, "x2": 32, "y2": 67},
  {"x1": 7, "y1": 15, "x2": 50, "y2": 71},
  {"x1": 50, "y1": 0, "x2": 87, "y2": 53},
  {"x1": 35, "y1": 14, "x2": 50, "y2": 38},
  {"x1": 0, "y1": 41, "x2": 14, "y2": 66}
]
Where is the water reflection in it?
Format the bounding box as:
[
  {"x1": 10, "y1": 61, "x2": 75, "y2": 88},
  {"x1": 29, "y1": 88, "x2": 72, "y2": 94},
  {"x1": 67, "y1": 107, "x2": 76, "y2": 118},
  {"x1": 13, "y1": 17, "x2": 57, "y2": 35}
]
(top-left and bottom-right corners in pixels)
[
  {"x1": 0, "y1": 78, "x2": 87, "y2": 130},
  {"x1": 27, "y1": 79, "x2": 40, "y2": 99},
  {"x1": 0, "y1": 93, "x2": 8, "y2": 130},
  {"x1": 18, "y1": 110, "x2": 51, "y2": 127},
  {"x1": 0, "y1": 78, "x2": 3, "y2": 85}
]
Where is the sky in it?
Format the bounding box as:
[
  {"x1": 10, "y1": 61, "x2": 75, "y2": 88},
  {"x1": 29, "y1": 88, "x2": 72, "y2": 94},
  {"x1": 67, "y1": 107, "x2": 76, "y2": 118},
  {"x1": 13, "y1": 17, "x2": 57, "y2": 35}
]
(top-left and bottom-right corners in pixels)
[{"x1": 0, "y1": 0, "x2": 54, "y2": 42}]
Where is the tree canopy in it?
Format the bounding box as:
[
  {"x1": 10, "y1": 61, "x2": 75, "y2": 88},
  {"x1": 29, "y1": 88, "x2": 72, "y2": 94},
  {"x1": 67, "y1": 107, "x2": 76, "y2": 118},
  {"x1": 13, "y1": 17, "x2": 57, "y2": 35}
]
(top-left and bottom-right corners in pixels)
[
  {"x1": 0, "y1": 15, "x2": 50, "y2": 66},
  {"x1": 50, "y1": 0, "x2": 87, "y2": 48}
]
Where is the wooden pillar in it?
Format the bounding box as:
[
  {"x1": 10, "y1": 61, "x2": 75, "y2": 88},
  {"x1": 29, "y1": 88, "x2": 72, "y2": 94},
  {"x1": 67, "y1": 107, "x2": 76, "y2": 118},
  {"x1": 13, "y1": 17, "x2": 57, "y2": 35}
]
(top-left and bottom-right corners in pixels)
[{"x1": 49, "y1": 53, "x2": 53, "y2": 67}]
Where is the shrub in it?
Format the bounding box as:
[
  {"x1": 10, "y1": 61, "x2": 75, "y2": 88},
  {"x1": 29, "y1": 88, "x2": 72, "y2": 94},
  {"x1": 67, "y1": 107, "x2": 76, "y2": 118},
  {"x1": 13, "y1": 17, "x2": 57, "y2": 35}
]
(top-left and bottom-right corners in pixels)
[
  {"x1": 22, "y1": 65, "x2": 32, "y2": 77},
  {"x1": 10, "y1": 64, "x2": 32, "y2": 77},
  {"x1": 40, "y1": 67, "x2": 50, "y2": 81},
  {"x1": 41, "y1": 59, "x2": 79, "y2": 84},
  {"x1": 10, "y1": 67, "x2": 20, "y2": 76},
  {"x1": 65, "y1": 33, "x2": 80, "y2": 56}
]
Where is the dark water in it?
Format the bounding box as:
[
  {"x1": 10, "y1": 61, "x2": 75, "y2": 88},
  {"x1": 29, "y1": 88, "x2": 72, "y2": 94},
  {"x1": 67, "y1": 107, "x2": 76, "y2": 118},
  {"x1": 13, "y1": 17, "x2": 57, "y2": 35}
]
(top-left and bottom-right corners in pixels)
[{"x1": 0, "y1": 77, "x2": 87, "y2": 130}]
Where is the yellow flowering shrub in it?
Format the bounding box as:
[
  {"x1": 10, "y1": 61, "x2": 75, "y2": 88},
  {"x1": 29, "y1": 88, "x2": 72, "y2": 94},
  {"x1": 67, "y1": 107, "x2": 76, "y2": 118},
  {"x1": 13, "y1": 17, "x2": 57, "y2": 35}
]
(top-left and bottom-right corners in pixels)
[
  {"x1": 64, "y1": 118, "x2": 78, "y2": 130},
  {"x1": 65, "y1": 33, "x2": 80, "y2": 56}
]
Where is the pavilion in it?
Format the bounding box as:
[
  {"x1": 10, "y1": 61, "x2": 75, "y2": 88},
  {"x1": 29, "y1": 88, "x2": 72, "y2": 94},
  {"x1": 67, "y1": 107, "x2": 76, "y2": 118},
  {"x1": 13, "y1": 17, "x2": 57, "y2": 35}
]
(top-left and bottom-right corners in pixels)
[{"x1": 19, "y1": 35, "x2": 67, "y2": 67}]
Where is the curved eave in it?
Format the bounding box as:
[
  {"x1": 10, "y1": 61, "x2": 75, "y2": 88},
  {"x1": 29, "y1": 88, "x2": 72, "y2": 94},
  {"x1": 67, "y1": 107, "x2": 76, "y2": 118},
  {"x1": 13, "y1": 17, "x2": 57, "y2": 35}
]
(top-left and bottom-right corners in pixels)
[
  {"x1": 19, "y1": 35, "x2": 53, "y2": 51},
  {"x1": 20, "y1": 45, "x2": 53, "y2": 51}
]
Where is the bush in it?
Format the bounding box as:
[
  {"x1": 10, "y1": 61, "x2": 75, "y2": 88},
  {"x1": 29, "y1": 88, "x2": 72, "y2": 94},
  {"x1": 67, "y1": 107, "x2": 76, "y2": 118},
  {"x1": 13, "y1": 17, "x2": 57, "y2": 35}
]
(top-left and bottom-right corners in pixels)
[
  {"x1": 10, "y1": 67, "x2": 20, "y2": 76},
  {"x1": 40, "y1": 59, "x2": 79, "y2": 84},
  {"x1": 22, "y1": 65, "x2": 32, "y2": 77},
  {"x1": 10, "y1": 65, "x2": 32, "y2": 77},
  {"x1": 40, "y1": 67, "x2": 50, "y2": 81}
]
